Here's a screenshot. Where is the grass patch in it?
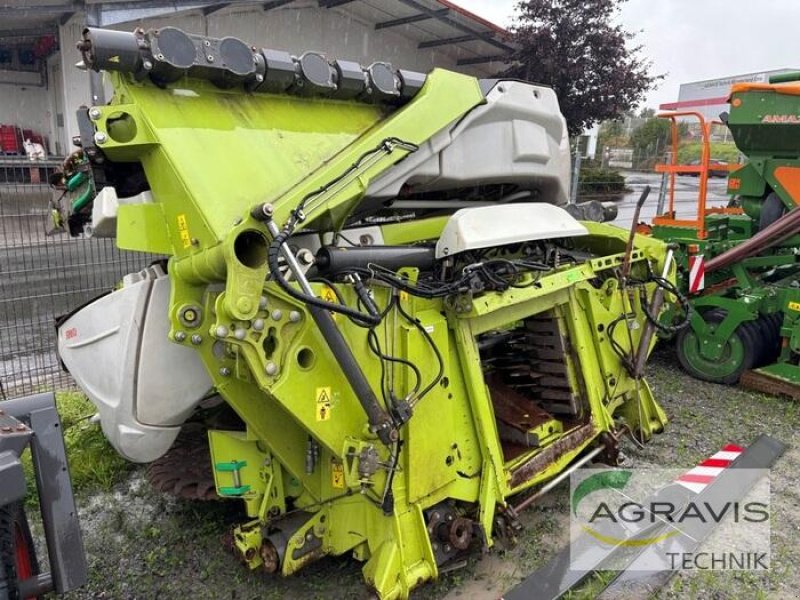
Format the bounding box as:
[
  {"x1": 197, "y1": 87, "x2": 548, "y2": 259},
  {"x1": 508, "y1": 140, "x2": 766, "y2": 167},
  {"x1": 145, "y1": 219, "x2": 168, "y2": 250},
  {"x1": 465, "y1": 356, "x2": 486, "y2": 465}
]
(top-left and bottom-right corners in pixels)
[
  {"x1": 21, "y1": 390, "x2": 132, "y2": 503},
  {"x1": 676, "y1": 141, "x2": 741, "y2": 164}
]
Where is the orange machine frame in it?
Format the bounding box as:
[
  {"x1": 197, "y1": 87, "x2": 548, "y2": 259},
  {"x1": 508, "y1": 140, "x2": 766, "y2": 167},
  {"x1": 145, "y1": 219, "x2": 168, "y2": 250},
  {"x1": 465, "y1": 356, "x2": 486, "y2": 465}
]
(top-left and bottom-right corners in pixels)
[{"x1": 653, "y1": 111, "x2": 741, "y2": 239}]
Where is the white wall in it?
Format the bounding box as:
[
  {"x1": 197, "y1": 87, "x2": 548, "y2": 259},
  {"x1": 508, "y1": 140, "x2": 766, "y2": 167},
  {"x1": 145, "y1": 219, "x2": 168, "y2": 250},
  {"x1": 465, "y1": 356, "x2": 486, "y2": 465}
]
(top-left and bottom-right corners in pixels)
[
  {"x1": 58, "y1": 19, "x2": 92, "y2": 155},
  {"x1": 0, "y1": 75, "x2": 52, "y2": 149},
  {"x1": 204, "y1": 4, "x2": 466, "y2": 76}
]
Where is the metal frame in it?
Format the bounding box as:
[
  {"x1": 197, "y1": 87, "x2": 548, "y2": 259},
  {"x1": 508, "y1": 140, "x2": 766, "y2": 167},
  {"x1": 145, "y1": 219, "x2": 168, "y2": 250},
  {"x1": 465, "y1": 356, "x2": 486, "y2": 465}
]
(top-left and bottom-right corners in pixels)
[
  {"x1": 653, "y1": 111, "x2": 740, "y2": 239},
  {"x1": 397, "y1": 0, "x2": 514, "y2": 53},
  {"x1": 457, "y1": 55, "x2": 507, "y2": 66},
  {"x1": 375, "y1": 8, "x2": 449, "y2": 30},
  {"x1": 0, "y1": 393, "x2": 87, "y2": 597}
]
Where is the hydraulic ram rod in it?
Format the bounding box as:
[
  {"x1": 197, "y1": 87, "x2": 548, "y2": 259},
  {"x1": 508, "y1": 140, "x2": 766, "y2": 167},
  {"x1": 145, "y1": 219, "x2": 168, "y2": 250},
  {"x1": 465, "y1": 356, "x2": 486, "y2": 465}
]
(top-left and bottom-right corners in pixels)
[
  {"x1": 264, "y1": 220, "x2": 398, "y2": 446},
  {"x1": 632, "y1": 247, "x2": 675, "y2": 377}
]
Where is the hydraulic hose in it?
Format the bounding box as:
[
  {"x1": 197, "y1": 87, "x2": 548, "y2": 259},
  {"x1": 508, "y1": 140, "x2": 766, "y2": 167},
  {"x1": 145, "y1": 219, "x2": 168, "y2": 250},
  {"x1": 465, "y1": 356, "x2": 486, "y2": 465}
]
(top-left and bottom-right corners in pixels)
[
  {"x1": 264, "y1": 219, "x2": 397, "y2": 446},
  {"x1": 70, "y1": 184, "x2": 94, "y2": 213},
  {"x1": 267, "y1": 229, "x2": 381, "y2": 326}
]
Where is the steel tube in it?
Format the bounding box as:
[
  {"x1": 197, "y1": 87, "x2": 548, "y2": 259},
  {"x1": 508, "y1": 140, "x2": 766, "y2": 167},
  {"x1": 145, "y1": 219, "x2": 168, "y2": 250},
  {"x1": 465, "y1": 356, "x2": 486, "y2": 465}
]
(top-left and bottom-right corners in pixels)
[
  {"x1": 632, "y1": 248, "x2": 674, "y2": 377},
  {"x1": 705, "y1": 207, "x2": 800, "y2": 273},
  {"x1": 512, "y1": 445, "x2": 605, "y2": 513}
]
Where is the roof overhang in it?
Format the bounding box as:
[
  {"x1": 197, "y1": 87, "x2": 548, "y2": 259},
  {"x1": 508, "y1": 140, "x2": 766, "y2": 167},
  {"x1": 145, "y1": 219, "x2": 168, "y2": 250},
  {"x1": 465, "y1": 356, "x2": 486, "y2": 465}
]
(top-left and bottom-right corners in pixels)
[{"x1": 0, "y1": 0, "x2": 514, "y2": 69}]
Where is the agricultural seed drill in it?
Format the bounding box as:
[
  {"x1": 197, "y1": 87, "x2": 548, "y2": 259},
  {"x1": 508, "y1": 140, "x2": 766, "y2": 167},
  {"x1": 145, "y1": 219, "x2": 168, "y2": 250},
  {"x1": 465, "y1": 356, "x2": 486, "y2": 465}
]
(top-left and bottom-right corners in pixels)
[
  {"x1": 55, "y1": 25, "x2": 673, "y2": 598},
  {"x1": 652, "y1": 71, "x2": 800, "y2": 396}
]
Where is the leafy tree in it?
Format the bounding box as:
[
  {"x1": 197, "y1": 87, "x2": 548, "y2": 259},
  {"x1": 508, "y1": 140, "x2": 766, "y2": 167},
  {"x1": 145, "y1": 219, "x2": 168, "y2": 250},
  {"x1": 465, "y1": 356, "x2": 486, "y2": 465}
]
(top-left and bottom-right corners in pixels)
[
  {"x1": 503, "y1": 0, "x2": 662, "y2": 137},
  {"x1": 630, "y1": 118, "x2": 689, "y2": 159},
  {"x1": 629, "y1": 118, "x2": 671, "y2": 158},
  {"x1": 597, "y1": 119, "x2": 627, "y2": 152},
  {"x1": 639, "y1": 107, "x2": 656, "y2": 119}
]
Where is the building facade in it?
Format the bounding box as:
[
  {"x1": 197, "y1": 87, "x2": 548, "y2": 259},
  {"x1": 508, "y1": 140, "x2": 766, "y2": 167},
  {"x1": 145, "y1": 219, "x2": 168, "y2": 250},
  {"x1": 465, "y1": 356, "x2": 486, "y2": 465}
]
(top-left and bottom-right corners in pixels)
[
  {"x1": 660, "y1": 68, "x2": 800, "y2": 121},
  {"x1": 0, "y1": 0, "x2": 512, "y2": 157}
]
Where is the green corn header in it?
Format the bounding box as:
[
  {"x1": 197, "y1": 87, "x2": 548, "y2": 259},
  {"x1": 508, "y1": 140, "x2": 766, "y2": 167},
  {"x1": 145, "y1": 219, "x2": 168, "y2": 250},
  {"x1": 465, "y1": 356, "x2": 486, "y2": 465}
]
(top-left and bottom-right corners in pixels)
[{"x1": 55, "y1": 26, "x2": 673, "y2": 599}]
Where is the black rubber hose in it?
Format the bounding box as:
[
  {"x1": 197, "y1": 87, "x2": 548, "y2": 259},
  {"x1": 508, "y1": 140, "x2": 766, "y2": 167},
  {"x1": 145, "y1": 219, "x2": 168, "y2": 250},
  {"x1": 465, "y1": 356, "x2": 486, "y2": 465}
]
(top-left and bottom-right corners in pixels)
[
  {"x1": 267, "y1": 229, "x2": 381, "y2": 325},
  {"x1": 267, "y1": 230, "x2": 396, "y2": 444}
]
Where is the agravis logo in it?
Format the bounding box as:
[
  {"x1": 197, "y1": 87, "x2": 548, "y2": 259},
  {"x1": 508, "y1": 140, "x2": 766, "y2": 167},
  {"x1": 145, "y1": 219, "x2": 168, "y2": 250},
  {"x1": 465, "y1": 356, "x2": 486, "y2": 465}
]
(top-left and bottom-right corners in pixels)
[
  {"x1": 569, "y1": 466, "x2": 772, "y2": 572},
  {"x1": 572, "y1": 469, "x2": 769, "y2": 548},
  {"x1": 571, "y1": 469, "x2": 678, "y2": 547}
]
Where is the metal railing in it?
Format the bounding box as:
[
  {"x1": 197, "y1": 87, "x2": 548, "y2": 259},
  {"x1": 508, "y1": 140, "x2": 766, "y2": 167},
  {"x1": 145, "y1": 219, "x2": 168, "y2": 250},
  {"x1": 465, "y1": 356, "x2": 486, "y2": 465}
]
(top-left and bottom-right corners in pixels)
[{"x1": 0, "y1": 158, "x2": 154, "y2": 397}]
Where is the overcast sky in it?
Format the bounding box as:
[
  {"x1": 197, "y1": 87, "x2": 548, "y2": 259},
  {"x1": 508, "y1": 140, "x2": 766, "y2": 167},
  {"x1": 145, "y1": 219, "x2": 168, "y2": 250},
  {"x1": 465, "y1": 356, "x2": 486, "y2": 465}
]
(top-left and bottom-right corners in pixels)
[{"x1": 456, "y1": 0, "x2": 800, "y2": 110}]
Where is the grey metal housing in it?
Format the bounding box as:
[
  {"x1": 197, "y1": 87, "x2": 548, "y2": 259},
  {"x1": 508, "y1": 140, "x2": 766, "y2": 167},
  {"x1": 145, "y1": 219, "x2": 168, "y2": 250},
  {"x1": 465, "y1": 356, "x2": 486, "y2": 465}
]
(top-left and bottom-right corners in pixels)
[
  {"x1": 0, "y1": 393, "x2": 87, "y2": 597},
  {"x1": 363, "y1": 79, "x2": 571, "y2": 207}
]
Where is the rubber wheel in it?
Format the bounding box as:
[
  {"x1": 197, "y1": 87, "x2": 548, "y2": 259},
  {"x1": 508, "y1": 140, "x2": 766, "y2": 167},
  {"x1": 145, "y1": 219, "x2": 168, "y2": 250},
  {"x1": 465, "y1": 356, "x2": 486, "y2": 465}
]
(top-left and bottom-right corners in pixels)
[
  {"x1": 752, "y1": 316, "x2": 780, "y2": 365},
  {"x1": 676, "y1": 311, "x2": 756, "y2": 384},
  {"x1": 759, "y1": 192, "x2": 786, "y2": 231},
  {"x1": 0, "y1": 503, "x2": 38, "y2": 600}
]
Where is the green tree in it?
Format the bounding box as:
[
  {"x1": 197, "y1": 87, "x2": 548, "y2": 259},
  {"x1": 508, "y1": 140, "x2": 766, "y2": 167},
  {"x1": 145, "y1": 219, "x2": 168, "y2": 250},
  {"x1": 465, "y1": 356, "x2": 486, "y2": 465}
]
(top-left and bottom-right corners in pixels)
[
  {"x1": 630, "y1": 118, "x2": 690, "y2": 159},
  {"x1": 503, "y1": 0, "x2": 663, "y2": 136},
  {"x1": 629, "y1": 118, "x2": 670, "y2": 158},
  {"x1": 597, "y1": 119, "x2": 627, "y2": 152}
]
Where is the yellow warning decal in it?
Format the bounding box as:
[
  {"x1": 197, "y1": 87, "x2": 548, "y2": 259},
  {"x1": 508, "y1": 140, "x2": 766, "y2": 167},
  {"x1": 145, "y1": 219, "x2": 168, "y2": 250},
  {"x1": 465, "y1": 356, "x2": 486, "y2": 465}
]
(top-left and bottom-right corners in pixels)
[
  {"x1": 399, "y1": 291, "x2": 409, "y2": 303},
  {"x1": 331, "y1": 460, "x2": 345, "y2": 489},
  {"x1": 320, "y1": 287, "x2": 337, "y2": 303},
  {"x1": 177, "y1": 214, "x2": 191, "y2": 249},
  {"x1": 788, "y1": 301, "x2": 800, "y2": 312},
  {"x1": 316, "y1": 387, "x2": 332, "y2": 421}
]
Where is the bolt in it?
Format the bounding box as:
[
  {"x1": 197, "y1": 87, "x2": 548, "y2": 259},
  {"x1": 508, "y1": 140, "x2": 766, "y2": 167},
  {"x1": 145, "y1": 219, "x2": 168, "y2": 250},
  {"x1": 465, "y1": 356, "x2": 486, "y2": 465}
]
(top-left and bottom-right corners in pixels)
[
  {"x1": 215, "y1": 325, "x2": 229, "y2": 338},
  {"x1": 207, "y1": 54, "x2": 214, "y2": 62},
  {"x1": 444, "y1": 544, "x2": 452, "y2": 553},
  {"x1": 265, "y1": 362, "x2": 278, "y2": 376},
  {"x1": 174, "y1": 331, "x2": 187, "y2": 342},
  {"x1": 252, "y1": 318, "x2": 265, "y2": 332},
  {"x1": 432, "y1": 512, "x2": 440, "y2": 521},
  {"x1": 191, "y1": 334, "x2": 203, "y2": 345},
  {"x1": 204, "y1": 40, "x2": 211, "y2": 47},
  {"x1": 297, "y1": 249, "x2": 314, "y2": 265},
  {"x1": 182, "y1": 308, "x2": 198, "y2": 323},
  {"x1": 89, "y1": 107, "x2": 101, "y2": 120},
  {"x1": 289, "y1": 311, "x2": 301, "y2": 323},
  {"x1": 255, "y1": 74, "x2": 264, "y2": 82},
  {"x1": 271, "y1": 309, "x2": 283, "y2": 321},
  {"x1": 237, "y1": 297, "x2": 253, "y2": 314},
  {"x1": 94, "y1": 131, "x2": 107, "y2": 145},
  {"x1": 156, "y1": 53, "x2": 164, "y2": 60},
  {"x1": 306, "y1": 532, "x2": 314, "y2": 541},
  {"x1": 219, "y1": 367, "x2": 231, "y2": 377},
  {"x1": 143, "y1": 60, "x2": 153, "y2": 70},
  {"x1": 432, "y1": 543, "x2": 439, "y2": 551},
  {"x1": 251, "y1": 203, "x2": 274, "y2": 222},
  {"x1": 234, "y1": 328, "x2": 247, "y2": 340},
  {"x1": 259, "y1": 296, "x2": 268, "y2": 310}
]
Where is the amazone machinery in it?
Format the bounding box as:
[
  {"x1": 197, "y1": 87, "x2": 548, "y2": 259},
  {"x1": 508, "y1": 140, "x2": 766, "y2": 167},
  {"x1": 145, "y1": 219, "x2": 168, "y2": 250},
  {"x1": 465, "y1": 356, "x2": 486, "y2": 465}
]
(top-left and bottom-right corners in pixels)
[
  {"x1": 652, "y1": 72, "x2": 800, "y2": 396},
  {"x1": 54, "y1": 26, "x2": 673, "y2": 598}
]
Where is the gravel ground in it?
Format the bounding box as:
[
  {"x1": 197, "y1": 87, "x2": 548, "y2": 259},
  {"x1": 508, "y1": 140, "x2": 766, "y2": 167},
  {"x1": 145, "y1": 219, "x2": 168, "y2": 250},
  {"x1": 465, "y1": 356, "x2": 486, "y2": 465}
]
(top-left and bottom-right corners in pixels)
[{"x1": 43, "y1": 347, "x2": 799, "y2": 600}]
